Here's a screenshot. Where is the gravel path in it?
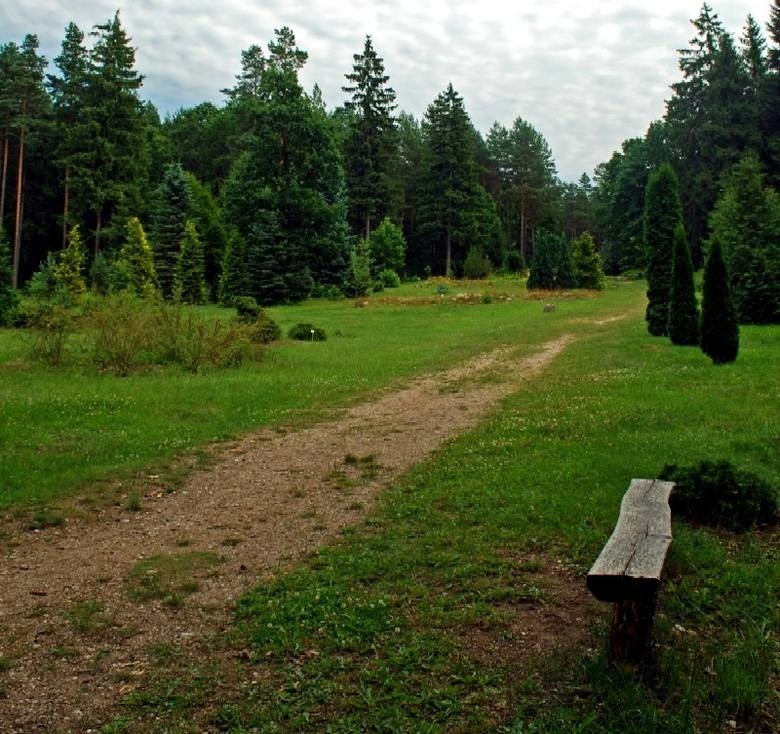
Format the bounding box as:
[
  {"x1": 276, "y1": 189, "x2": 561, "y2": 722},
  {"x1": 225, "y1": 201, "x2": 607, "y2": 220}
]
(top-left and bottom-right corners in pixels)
[{"x1": 0, "y1": 335, "x2": 574, "y2": 732}]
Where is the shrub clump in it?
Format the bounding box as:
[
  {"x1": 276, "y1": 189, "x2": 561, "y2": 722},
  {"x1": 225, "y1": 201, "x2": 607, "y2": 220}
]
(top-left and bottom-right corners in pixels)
[
  {"x1": 233, "y1": 296, "x2": 280, "y2": 344},
  {"x1": 288, "y1": 323, "x2": 326, "y2": 341},
  {"x1": 660, "y1": 460, "x2": 778, "y2": 532}
]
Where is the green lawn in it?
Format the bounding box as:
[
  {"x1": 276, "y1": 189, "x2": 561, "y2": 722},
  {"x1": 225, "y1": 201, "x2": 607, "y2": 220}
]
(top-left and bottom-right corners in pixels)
[
  {"x1": 94, "y1": 282, "x2": 778, "y2": 733},
  {"x1": 0, "y1": 277, "x2": 626, "y2": 511}
]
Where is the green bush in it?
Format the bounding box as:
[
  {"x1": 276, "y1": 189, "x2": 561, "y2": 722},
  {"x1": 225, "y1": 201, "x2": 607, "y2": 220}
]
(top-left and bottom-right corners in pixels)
[
  {"x1": 378, "y1": 269, "x2": 401, "y2": 289},
  {"x1": 462, "y1": 246, "x2": 491, "y2": 279},
  {"x1": 506, "y1": 249, "x2": 524, "y2": 273},
  {"x1": 89, "y1": 292, "x2": 154, "y2": 376},
  {"x1": 288, "y1": 323, "x2": 326, "y2": 341},
  {"x1": 25, "y1": 301, "x2": 77, "y2": 366},
  {"x1": 660, "y1": 460, "x2": 778, "y2": 532},
  {"x1": 234, "y1": 296, "x2": 263, "y2": 323},
  {"x1": 249, "y1": 314, "x2": 281, "y2": 344}
]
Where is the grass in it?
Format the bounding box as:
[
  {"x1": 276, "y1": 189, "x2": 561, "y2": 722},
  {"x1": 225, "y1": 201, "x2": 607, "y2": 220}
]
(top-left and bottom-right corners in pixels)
[
  {"x1": 127, "y1": 552, "x2": 222, "y2": 607},
  {"x1": 0, "y1": 275, "x2": 615, "y2": 513},
  {"x1": 101, "y1": 286, "x2": 778, "y2": 732}
]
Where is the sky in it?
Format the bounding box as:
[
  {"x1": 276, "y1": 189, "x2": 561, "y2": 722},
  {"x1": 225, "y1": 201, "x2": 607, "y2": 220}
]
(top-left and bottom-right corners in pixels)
[{"x1": 1, "y1": 1, "x2": 773, "y2": 181}]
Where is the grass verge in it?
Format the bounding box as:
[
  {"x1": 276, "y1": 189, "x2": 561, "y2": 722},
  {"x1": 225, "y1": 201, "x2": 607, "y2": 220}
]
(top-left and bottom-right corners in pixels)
[{"x1": 101, "y1": 298, "x2": 778, "y2": 732}]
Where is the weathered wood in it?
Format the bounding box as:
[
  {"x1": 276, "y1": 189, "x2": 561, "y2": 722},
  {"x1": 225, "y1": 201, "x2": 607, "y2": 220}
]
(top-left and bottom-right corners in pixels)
[
  {"x1": 587, "y1": 479, "x2": 673, "y2": 603},
  {"x1": 586, "y1": 479, "x2": 674, "y2": 663}
]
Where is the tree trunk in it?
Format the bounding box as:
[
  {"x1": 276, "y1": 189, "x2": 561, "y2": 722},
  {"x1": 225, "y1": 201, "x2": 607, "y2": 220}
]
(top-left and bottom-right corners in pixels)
[
  {"x1": 445, "y1": 223, "x2": 452, "y2": 277},
  {"x1": 62, "y1": 164, "x2": 70, "y2": 248},
  {"x1": 364, "y1": 210, "x2": 371, "y2": 241},
  {"x1": 95, "y1": 209, "x2": 102, "y2": 255},
  {"x1": 0, "y1": 132, "x2": 9, "y2": 225},
  {"x1": 12, "y1": 125, "x2": 24, "y2": 288},
  {"x1": 519, "y1": 196, "x2": 526, "y2": 264}
]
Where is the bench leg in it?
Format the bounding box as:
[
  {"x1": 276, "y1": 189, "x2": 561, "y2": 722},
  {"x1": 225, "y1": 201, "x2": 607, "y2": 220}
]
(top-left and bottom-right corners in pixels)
[{"x1": 609, "y1": 593, "x2": 657, "y2": 663}]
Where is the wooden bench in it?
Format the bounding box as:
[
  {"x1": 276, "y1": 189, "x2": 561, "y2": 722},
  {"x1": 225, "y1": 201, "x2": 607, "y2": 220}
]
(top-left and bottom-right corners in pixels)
[{"x1": 587, "y1": 479, "x2": 675, "y2": 663}]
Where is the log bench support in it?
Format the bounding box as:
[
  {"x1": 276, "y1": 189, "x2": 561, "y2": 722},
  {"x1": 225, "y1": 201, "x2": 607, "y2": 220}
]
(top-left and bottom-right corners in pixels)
[{"x1": 586, "y1": 479, "x2": 675, "y2": 663}]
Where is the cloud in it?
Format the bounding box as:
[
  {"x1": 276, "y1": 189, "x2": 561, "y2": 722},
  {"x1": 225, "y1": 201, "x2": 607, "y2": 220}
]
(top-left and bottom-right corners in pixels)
[{"x1": 1, "y1": 0, "x2": 771, "y2": 181}]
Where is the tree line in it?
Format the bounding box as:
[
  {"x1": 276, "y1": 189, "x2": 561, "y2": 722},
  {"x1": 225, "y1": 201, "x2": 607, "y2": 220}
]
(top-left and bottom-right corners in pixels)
[{"x1": 0, "y1": 3, "x2": 778, "y2": 317}]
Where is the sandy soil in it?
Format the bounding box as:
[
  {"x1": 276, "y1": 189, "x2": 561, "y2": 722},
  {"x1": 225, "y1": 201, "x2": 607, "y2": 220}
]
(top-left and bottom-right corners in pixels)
[{"x1": 0, "y1": 334, "x2": 579, "y2": 732}]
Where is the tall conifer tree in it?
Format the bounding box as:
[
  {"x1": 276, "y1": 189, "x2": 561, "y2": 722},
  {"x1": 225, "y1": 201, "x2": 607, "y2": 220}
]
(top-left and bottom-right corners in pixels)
[
  {"x1": 700, "y1": 237, "x2": 739, "y2": 364},
  {"x1": 85, "y1": 11, "x2": 146, "y2": 251},
  {"x1": 668, "y1": 222, "x2": 699, "y2": 345},
  {"x1": 342, "y1": 36, "x2": 398, "y2": 238},
  {"x1": 644, "y1": 163, "x2": 683, "y2": 336},
  {"x1": 154, "y1": 163, "x2": 192, "y2": 298}
]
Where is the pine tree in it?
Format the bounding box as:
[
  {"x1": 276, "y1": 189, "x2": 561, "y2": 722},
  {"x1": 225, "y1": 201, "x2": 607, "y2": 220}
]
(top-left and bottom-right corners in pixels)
[
  {"x1": 708, "y1": 153, "x2": 780, "y2": 323},
  {"x1": 153, "y1": 162, "x2": 192, "y2": 298},
  {"x1": 571, "y1": 232, "x2": 605, "y2": 290},
  {"x1": 4, "y1": 35, "x2": 48, "y2": 287},
  {"x1": 220, "y1": 30, "x2": 348, "y2": 304},
  {"x1": 368, "y1": 217, "x2": 405, "y2": 276},
  {"x1": 417, "y1": 84, "x2": 492, "y2": 276},
  {"x1": 174, "y1": 221, "x2": 207, "y2": 304},
  {"x1": 117, "y1": 216, "x2": 156, "y2": 296},
  {"x1": 54, "y1": 224, "x2": 86, "y2": 298},
  {"x1": 0, "y1": 225, "x2": 19, "y2": 324},
  {"x1": 668, "y1": 223, "x2": 699, "y2": 345},
  {"x1": 218, "y1": 228, "x2": 249, "y2": 306},
  {"x1": 700, "y1": 237, "x2": 739, "y2": 364},
  {"x1": 644, "y1": 163, "x2": 683, "y2": 335},
  {"x1": 527, "y1": 230, "x2": 558, "y2": 289},
  {"x1": 48, "y1": 23, "x2": 92, "y2": 247},
  {"x1": 85, "y1": 11, "x2": 146, "y2": 251},
  {"x1": 184, "y1": 171, "x2": 227, "y2": 299},
  {"x1": 344, "y1": 237, "x2": 372, "y2": 297},
  {"x1": 342, "y1": 36, "x2": 398, "y2": 238},
  {"x1": 554, "y1": 234, "x2": 576, "y2": 289}
]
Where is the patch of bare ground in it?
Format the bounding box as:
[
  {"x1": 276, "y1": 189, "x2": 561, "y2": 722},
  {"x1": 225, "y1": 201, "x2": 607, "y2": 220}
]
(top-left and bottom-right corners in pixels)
[
  {"x1": 0, "y1": 335, "x2": 575, "y2": 733},
  {"x1": 457, "y1": 557, "x2": 603, "y2": 723}
]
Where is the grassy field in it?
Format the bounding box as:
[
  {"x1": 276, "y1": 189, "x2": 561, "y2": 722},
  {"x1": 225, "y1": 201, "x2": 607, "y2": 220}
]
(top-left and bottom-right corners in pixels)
[
  {"x1": 0, "y1": 276, "x2": 618, "y2": 513},
  {"x1": 78, "y1": 280, "x2": 779, "y2": 732}
]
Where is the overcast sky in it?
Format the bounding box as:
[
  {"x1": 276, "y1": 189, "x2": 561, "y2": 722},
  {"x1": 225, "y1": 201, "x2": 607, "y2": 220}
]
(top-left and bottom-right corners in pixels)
[{"x1": 1, "y1": 1, "x2": 773, "y2": 181}]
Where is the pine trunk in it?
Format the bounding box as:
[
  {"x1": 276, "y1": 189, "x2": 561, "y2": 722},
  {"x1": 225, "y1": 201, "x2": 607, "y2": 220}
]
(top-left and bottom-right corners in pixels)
[
  {"x1": 12, "y1": 125, "x2": 24, "y2": 288},
  {"x1": 0, "y1": 132, "x2": 8, "y2": 224},
  {"x1": 445, "y1": 223, "x2": 452, "y2": 277},
  {"x1": 62, "y1": 165, "x2": 70, "y2": 248},
  {"x1": 95, "y1": 209, "x2": 102, "y2": 255},
  {"x1": 364, "y1": 211, "x2": 371, "y2": 241},
  {"x1": 519, "y1": 197, "x2": 527, "y2": 263}
]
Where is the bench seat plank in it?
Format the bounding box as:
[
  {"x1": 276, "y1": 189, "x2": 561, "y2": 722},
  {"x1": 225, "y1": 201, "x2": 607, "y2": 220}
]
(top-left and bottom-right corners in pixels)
[{"x1": 586, "y1": 479, "x2": 674, "y2": 603}]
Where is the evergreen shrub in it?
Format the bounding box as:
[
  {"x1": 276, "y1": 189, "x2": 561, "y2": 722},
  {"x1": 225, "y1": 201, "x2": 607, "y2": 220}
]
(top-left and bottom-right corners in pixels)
[
  {"x1": 462, "y1": 246, "x2": 491, "y2": 279},
  {"x1": 506, "y1": 249, "x2": 524, "y2": 273},
  {"x1": 660, "y1": 460, "x2": 778, "y2": 532},
  {"x1": 378, "y1": 269, "x2": 401, "y2": 288},
  {"x1": 700, "y1": 237, "x2": 739, "y2": 364},
  {"x1": 288, "y1": 323, "x2": 326, "y2": 341}
]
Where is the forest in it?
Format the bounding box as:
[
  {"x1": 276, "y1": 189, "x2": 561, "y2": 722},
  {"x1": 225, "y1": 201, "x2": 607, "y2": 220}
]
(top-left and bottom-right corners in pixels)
[{"x1": 0, "y1": 2, "x2": 777, "y2": 320}]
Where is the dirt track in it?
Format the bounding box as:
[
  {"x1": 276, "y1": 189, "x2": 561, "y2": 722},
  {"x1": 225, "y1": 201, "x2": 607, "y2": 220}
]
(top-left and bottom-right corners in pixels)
[{"x1": 1, "y1": 334, "x2": 576, "y2": 732}]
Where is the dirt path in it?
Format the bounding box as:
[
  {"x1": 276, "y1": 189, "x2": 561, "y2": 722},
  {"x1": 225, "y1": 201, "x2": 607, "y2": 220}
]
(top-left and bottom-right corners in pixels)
[{"x1": 1, "y1": 334, "x2": 574, "y2": 732}]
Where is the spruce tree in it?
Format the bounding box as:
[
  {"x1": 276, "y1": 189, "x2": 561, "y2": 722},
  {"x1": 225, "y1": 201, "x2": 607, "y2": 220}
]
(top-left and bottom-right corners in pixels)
[
  {"x1": 175, "y1": 221, "x2": 207, "y2": 304},
  {"x1": 342, "y1": 36, "x2": 398, "y2": 238},
  {"x1": 527, "y1": 230, "x2": 557, "y2": 289},
  {"x1": 554, "y1": 233, "x2": 576, "y2": 289},
  {"x1": 117, "y1": 216, "x2": 156, "y2": 297},
  {"x1": 48, "y1": 23, "x2": 92, "y2": 247},
  {"x1": 700, "y1": 237, "x2": 739, "y2": 364},
  {"x1": 0, "y1": 226, "x2": 19, "y2": 324},
  {"x1": 368, "y1": 217, "x2": 405, "y2": 276},
  {"x1": 86, "y1": 11, "x2": 146, "y2": 251},
  {"x1": 571, "y1": 232, "x2": 605, "y2": 289},
  {"x1": 668, "y1": 222, "x2": 699, "y2": 345},
  {"x1": 708, "y1": 153, "x2": 780, "y2": 323},
  {"x1": 153, "y1": 163, "x2": 192, "y2": 298},
  {"x1": 54, "y1": 224, "x2": 86, "y2": 298},
  {"x1": 344, "y1": 237, "x2": 372, "y2": 297},
  {"x1": 644, "y1": 163, "x2": 683, "y2": 335},
  {"x1": 184, "y1": 171, "x2": 227, "y2": 299},
  {"x1": 218, "y1": 228, "x2": 249, "y2": 306}
]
